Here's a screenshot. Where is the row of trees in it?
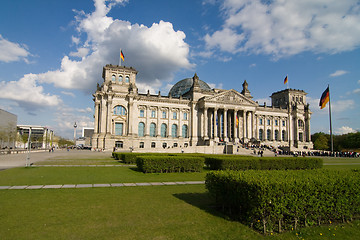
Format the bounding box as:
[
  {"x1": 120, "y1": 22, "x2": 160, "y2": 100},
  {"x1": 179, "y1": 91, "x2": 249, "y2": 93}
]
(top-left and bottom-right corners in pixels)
[{"x1": 311, "y1": 131, "x2": 360, "y2": 151}]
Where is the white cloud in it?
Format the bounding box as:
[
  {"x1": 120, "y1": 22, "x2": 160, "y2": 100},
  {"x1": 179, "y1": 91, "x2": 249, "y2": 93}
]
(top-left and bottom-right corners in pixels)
[
  {"x1": 0, "y1": 35, "x2": 30, "y2": 63},
  {"x1": 353, "y1": 88, "x2": 360, "y2": 95},
  {"x1": 308, "y1": 97, "x2": 354, "y2": 114},
  {"x1": 329, "y1": 70, "x2": 348, "y2": 77},
  {"x1": 335, "y1": 126, "x2": 356, "y2": 135},
  {"x1": 30, "y1": 0, "x2": 193, "y2": 93},
  {"x1": 249, "y1": 63, "x2": 256, "y2": 68},
  {"x1": 204, "y1": 0, "x2": 360, "y2": 58},
  {"x1": 61, "y1": 91, "x2": 75, "y2": 97},
  {"x1": 0, "y1": 74, "x2": 62, "y2": 111}
]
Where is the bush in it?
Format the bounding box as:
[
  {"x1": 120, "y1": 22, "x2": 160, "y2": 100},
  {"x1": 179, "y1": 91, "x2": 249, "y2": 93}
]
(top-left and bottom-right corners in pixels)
[
  {"x1": 205, "y1": 156, "x2": 322, "y2": 170},
  {"x1": 136, "y1": 155, "x2": 204, "y2": 173},
  {"x1": 206, "y1": 169, "x2": 360, "y2": 233}
]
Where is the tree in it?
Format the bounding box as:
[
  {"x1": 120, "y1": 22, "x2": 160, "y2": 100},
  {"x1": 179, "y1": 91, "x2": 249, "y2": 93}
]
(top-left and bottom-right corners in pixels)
[{"x1": 313, "y1": 134, "x2": 329, "y2": 150}]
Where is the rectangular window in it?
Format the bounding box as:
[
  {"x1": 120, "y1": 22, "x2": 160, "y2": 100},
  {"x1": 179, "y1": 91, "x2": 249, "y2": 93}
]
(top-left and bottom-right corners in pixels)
[
  {"x1": 151, "y1": 110, "x2": 156, "y2": 118},
  {"x1": 115, "y1": 141, "x2": 123, "y2": 148},
  {"x1": 183, "y1": 112, "x2": 188, "y2": 120},
  {"x1": 173, "y1": 112, "x2": 177, "y2": 119},
  {"x1": 151, "y1": 142, "x2": 156, "y2": 148},
  {"x1": 115, "y1": 123, "x2": 123, "y2": 136},
  {"x1": 139, "y1": 142, "x2": 144, "y2": 148},
  {"x1": 259, "y1": 119, "x2": 263, "y2": 125},
  {"x1": 282, "y1": 120, "x2": 286, "y2": 127},
  {"x1": 275, "y1": 120, "x2": 278, "y2": 126},
  {"x1": 140, "y1": 109, "x2": 145, "y2": 117},
  {"x1": 162, "y1": 111, "x2": 167, "y2": 118},
  {"x1": 267, "y1": 119, "x2": 271, "y2": 125},
  {"x1": 299, "y1": 133, "x2": 303, "y2": 142}
]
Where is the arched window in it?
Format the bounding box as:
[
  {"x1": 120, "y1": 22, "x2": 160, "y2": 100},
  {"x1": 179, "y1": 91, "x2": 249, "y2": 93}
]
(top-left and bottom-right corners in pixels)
[
  {"x1": 125, "y1": 76, "x2": 130, "y2": 83},
  {"x1": 161, "y1": 123, "x2": 167, "y2": 137},
  {"x1": 114, "y1": 106, "x2": 126, "y2": 116},
  {"x1": 138, "y1": 122, "x2": 145, "y2": 137},
  {"x1": 274, "y1": 130, "x2": 279, "y2": 141},
  {"x1": 259, "y1": 129, "x2": 263, "y2": 140},
  {"x1": 171, "y1": 124, "x2": 178, "y2": 138},
  {"x1": 282, "y1": 130, "x2": 286, "y2": 141},
  {"x1": 119, "y1": 75, "x2": 123, "y2": 82},
  {"x1": 150, "y1": 123, "x2": 156, "y2": 137},
  {"x1": 267, "y1": 129, "x2": 271, "y2": 141},
  {"x1": 182, "y1": 125, "x2": 188, "y2": 138},
  {"x1": 112, "y1": 75, "x2": 116, "y2": 81}
]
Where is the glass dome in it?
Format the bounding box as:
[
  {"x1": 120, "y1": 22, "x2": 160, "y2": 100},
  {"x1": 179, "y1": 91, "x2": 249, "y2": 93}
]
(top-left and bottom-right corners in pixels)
[{"x1": 168, "y1": 78, "x2": 212, "y2": 98}]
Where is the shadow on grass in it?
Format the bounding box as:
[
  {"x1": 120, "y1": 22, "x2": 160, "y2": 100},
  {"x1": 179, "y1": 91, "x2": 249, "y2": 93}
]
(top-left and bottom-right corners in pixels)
[
  {"x1": 173, "y1": 192, "x2": 231, "y2": 220},
  {"x1": 129, "y1": 167, "x2": 142, "y2": 173}
]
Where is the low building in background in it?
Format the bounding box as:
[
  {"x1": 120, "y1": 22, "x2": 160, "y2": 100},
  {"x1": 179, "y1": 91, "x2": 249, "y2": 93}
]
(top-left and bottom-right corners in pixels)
[
  {"x1": 0, "y1": 109, "x2": 17, "y2": 149},
  {"x1": 16, "y1": 125, "x2": 54, "y2": 149}
]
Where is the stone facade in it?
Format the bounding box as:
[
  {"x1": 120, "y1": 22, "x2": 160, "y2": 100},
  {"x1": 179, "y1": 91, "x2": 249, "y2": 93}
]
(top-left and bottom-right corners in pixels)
[{"x1": 92, "y1": 64, "x2": 313, "y2": 152}]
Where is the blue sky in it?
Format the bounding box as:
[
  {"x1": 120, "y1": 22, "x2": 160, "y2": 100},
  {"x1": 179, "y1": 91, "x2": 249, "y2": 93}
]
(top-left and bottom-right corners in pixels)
[{"x1": 0, "y1": 0, "x2": 359, "y2": 139}]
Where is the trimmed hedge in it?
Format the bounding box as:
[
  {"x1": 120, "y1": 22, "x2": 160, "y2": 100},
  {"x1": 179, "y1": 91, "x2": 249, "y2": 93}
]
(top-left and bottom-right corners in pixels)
[
  {"x1": 136, "y1": 155, "x2": 204, "y2": 173},
  {"x1": 112, "y1": 152, "x2": 207, "y2": 164},
  {"x1": 206, "y1": 169, "x2": 360, "y2": 233},
  {"x1": 205, "y1": 156, "x2": 322, "y2": 170}
]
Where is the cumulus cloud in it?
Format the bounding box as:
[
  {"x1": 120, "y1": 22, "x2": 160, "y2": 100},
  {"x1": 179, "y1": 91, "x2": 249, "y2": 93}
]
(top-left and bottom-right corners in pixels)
[
  {"x1": 330, "y1": 70, "x2": 348, "y2": 77},
  {"x1": 0, "y1": 34, "x2": 30, "y2": 63},
  {"x1": 0, "y1": 74, "x2": 62, "y2": 111},
  {"x1": 31, "y1": 0, "x2": 193, "y2": 94},
  {"x1": 335, "y1": 126, "x2": 357, "y2": 135},
  {"x1": 204, "y1": 0, "x2": 360, "y2": 58}
]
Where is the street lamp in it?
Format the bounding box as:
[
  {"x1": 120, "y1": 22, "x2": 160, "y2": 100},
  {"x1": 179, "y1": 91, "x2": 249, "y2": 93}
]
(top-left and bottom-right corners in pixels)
[{"x1": 73, "y1": 122, "x2": 77, "y2": 147}]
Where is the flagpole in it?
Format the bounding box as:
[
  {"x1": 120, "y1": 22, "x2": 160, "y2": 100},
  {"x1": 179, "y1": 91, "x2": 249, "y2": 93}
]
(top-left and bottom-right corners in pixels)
[{"x1": 328, "y1": 84, "x2": 334, "y2": 154}]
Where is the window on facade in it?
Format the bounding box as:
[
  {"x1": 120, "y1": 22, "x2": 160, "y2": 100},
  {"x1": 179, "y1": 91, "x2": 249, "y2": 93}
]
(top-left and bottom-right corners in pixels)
[
  {"x1": 275, "y1": 130, "x2": 279, "y2": 141},
  {"x1": 162, "y1": 142, "x2": 167, "y2": 148},
  {"x1": 299, "y1": 132, "x2": 303, "y2": 142},
  {"x1": 151, "y1": 142, "x2": 156, "y2": 148},
  {"x1": 119, "y1": 75, "x2": 123, "y2": 82},
  {"x1": 162, "y1": 111, "x2": 167, "y2": 118},
  {"x1": 140, "y1": 109, "x2": 145, "y2": 117},
  {"x1": 139, "y1": 142, "x2": 144, "y2": 148},
  {"x1": 259, "y1": 119, "x2": 263, "y2": 125},
  {"x1": 275, "y1": 120, "x2": 278, "y2": 126},
  {"x1": 183, "y1": 112, "x2": 188, "y2": 120},
  {"x1": 282, "y1": 130, "x2": 286, "y2": 141},
  {"x1": 115, "y1": 141, "x2": 123, "y2": 148},
  {"x1": 112, "y1": 75, "x2": 116, "y2": 81},
  {"x1": 150, "y1": 123, "x2": 156, "y2": 137},
  {"x1": 114, "y1": 106, "x2": 126, "y2": 115},
  {"x1": 125, "y1": 76, "x2": 129, "y2": 83},
  {"x1": 182, "y1": 124, "x2": 188, "y2": 138},
  {"x1": 151, "y1": 110, "x2": 156, "y2": 118},
  {"x1": 267, "y1": 119, "x2": 271, "y2": 125},
  {"x1": 138, "y1": 122, "x2": 145, "y2": 137},
  {"x1": 298, "y1": 120, "x2": 304, "y2": 128},
  {"x1": 115, "y1": 123, "x2": 123, "y2": 136},
  {"x1": 161, "y1": 123, "x2": 167, "y2": 137},
  {"x1": 173, "y1": 112, "x2": 177, "y2": 119},
  {"x1": 171, "y1": 124, "x2": 178, "y2": 138},
  {"x1": 267, "y1": 129, "x2": 271, "y2": 141},
  {"x1": 173, "y1": 143, "x2": 178, "y2": 147},
  {"x1": 282, "y1": 120, "x2": 286, "y2": 127},
  {"x1": 259, "y1": 129, "x2": 263, "y2": 140}
]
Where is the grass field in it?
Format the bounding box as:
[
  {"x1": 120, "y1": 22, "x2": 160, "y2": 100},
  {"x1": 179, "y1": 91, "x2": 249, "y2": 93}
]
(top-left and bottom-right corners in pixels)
[{"x1": 1, "y1": 155, "x2": 360, "y2": 239}]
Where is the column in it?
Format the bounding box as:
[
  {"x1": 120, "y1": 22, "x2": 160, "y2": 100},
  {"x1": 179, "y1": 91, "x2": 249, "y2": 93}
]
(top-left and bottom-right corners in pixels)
[
  {"x1": 255, "y1": 114, "x2": 259, "y2": 140},
  {"x1": 146, "y1": 106, "x2": 150, "y2": 136},
  {"x1": 157, "y1": 108, "x2": 161, "y2": 137},
  {"x1": 234, "y1": 109, "x2": 238, "y2": 140},
  {"x1": 179, "y1": 109, "x2": 182, "y2": 138},
  {"x1": 204, "y1": 107, "x2": 208, "y2": 139},
  {"x1": 224, "y1": 109, "x2": 228, "y2": 141},
  {"x1": 100, "y1": 99, "x2": 107, "y2": 134},
  {"x1": 214, "y1": 108, "x2": 218, "y2": 140},
  {"x1": 107, "y1": 98, "x2": 112, "y2": 134},
  {"x1": 94, "y1": 102, "x2": 100, "y2": 134},
  {"x1": 243, "y1": 110, "x2": 247, "y2": 140}
]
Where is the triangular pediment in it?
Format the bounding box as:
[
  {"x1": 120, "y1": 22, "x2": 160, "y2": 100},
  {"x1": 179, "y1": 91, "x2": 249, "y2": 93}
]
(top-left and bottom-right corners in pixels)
[{"x1": 203, "y1": 89, "x2": 257, "y2": 106}]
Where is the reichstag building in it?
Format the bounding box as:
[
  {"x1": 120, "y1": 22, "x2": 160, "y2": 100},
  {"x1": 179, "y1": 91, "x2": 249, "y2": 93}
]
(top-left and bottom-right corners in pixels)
[{"x1": 92, "y1": 64, "x2": 313, "y2": 153}]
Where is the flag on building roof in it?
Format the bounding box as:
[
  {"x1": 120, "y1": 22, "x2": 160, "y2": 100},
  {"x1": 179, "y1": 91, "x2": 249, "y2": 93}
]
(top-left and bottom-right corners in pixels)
[
  {"x1": 120, "y1": 50, "x2": 125, "y2": 61},
  {"x1": 319, "y1": 86, "x2": 330, "y2": 109},
  {"x1": 283, "y1": 75, "x2": 288, "y2": 84}
]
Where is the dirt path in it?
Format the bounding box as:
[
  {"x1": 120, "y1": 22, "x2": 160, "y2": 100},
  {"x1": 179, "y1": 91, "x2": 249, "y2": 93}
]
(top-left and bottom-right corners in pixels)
[{"x1": 0, "y1": 149, "x2": 111, "y2": 170}]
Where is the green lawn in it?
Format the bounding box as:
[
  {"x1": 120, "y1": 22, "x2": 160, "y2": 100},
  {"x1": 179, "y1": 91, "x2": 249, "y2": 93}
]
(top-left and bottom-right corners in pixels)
[
  {"x1": 322, "y1": 157, "x2": 360, "y2": 169},
  {"x1": 1, "y1": 185, "x2": 359, "y2": 240},
  {"x1": 0, "y1": 166, "x2": 207, "y2": 186}
]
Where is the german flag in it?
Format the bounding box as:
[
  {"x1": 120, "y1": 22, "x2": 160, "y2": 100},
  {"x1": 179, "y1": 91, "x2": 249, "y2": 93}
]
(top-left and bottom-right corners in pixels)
[
  {"x1": 319, "y1": 86, "x2": 330, "y2": 109},
  {"x1": 120, "y1": 50, "x2": 125, "y2": 61},
  {"x1": 284, "y1": 75, "x2": 288, "y2": 84}
]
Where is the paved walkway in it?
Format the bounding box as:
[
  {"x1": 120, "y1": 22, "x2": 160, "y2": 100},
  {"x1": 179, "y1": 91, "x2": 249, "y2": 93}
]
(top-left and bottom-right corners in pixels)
[{"x1": 0, "y1": 181, "x2": 205, "y2": 190}]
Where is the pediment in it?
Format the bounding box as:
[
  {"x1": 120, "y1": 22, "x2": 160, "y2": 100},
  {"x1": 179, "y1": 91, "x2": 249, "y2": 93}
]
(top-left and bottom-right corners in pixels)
[{"x1": 203, "y1": 89, "x2": 257, "y2": 106}]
